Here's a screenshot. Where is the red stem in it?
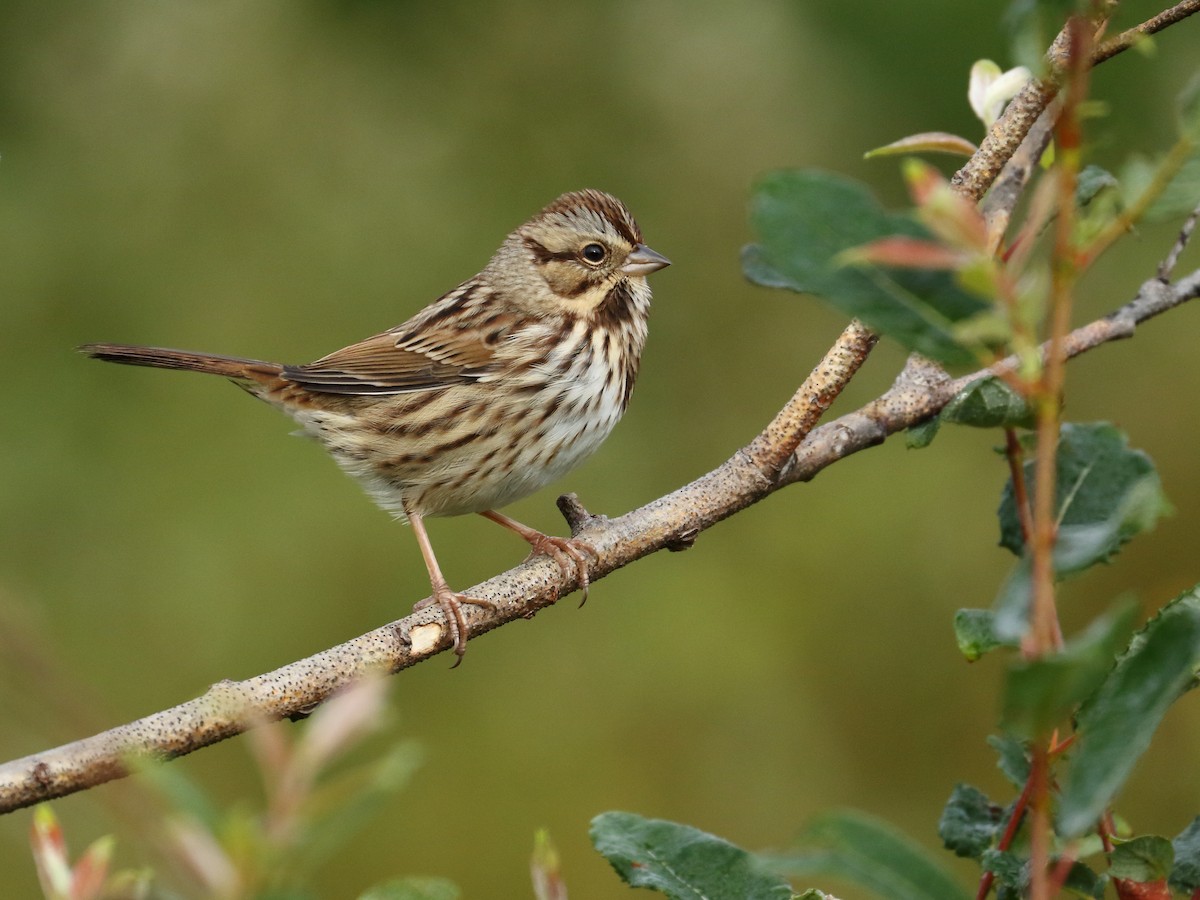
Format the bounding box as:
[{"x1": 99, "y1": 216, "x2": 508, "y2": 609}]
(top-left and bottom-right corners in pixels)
[
  {"x1": 1004, "y1": 428, "x2": 1035, "y2": 552},
  {"x1": 1027, "y1": 18, "x2": 1092, "y2": 895}
]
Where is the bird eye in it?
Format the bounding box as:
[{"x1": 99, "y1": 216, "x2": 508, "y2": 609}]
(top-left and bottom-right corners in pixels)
[{"x1": 581, "y1": 243, "x2": 607, "y2": 264}]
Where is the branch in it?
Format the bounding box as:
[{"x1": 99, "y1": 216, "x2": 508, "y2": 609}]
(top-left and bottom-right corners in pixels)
[
  {"x1": 782, "y1": 270, "x2": 1200, "y2": 494},
  {"x1": 1092, "y1": 0, "x2": 1200, "y2": 65},
  {"x1": 1158, "y1": 201, "x2": 1200, "y2": 282},
  {"x1": 951, "y1": 16, "x2": 1098, "y2": 204},
  {"x1": 2, "y1": 268, "x2": 1197, "y2": 815}
]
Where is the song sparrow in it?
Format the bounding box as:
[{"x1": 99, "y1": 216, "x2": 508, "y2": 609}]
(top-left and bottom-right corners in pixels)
[{"x1": 81, "y1": 190, "x2": 670, "y2": 663}]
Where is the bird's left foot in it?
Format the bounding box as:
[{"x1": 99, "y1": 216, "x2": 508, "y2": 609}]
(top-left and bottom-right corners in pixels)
[
  {"x1": 522, "y1": 531, "x2": 598, "y2": 605},
  {"x1": 479, "y1": 510, "x2": 598, "y2": 604}
]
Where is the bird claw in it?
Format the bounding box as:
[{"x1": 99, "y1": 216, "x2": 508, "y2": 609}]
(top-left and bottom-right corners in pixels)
[
  {"x1": 413, "y1": 585, "x2": 496, "y2": 666},
  {"x1": 478, "y1": 510, "x2": 598, "y2": 607},
  {"x1": 522, "y1": 533, "x2": 598, "y2": 607}
]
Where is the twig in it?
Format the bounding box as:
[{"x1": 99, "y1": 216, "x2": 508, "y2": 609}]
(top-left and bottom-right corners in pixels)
[
  {"x1": 1003, "y1": 429, "x2": 1035, "y2": 546},
  {"x1": 744, "y1": 319, "x2": 877, "y2": 480},
  {"x1": 1159, "y1": 201, "x2": 1200, "y2": 282},
  {"x1": 951, "y1": 14, "x2": 1110, "y2": 204},
  {"x1": 952, "y1": 78, "x2": 1061, "y2": 205},
  {"x1": 1092, "y1": 0, "x2": 1200, "y2": 65},
  {"x1": 1080, "y1": 137, "x2": 1197, "y2": 270},
  {"x1": 975, "y1": 767, "x2": 1033, "y2": 900},
  {"x1": 981, "y1": 102, "x2": 1059, "y2": 250},
  {"x1": 1028, "y1": 743, "x2": 1054, "y2": 900},
  {"x1": 1029, "y1": 16, "x2": 1093, "y2": 672}
]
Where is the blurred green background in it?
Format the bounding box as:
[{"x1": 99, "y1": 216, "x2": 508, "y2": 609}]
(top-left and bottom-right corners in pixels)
[{"x1": 3, "y1": 1, "x2": 1199, "y2": 896}]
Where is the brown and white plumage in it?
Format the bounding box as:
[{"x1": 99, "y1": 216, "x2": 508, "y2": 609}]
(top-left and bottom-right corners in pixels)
[{"x1": 81, "y1": 189, "x2": 670, "y2": 661}]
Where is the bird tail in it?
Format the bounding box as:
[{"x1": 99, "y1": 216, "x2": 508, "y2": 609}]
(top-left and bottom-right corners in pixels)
[{"x1": 79, "y1": 343, "x2": 283, "y2": 380}]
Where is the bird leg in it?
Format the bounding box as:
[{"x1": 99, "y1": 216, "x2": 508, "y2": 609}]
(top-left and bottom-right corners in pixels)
[
  {"x1": 478, "y1": 509, "x2": 598, "y2": 605},
  {"x1": 406, "y1": 505, "x2": 495, "y2": 666}
]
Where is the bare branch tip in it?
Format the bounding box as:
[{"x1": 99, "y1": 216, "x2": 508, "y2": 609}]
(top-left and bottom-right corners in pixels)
[
  {"x1": 556, "y1": 493, "x2": 602, "y2": 535},
  {"x1": 1157, "y1": 202, "x2": 1200, "y2": 283}
]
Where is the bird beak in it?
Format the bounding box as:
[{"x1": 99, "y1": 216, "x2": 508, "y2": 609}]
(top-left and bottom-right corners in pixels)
[{"x1": 621, "y1": 244, "x2": 671, "y2": 276}]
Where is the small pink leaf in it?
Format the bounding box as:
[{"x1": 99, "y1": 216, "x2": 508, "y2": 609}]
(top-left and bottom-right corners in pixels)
[
  {"x1": 839, "y1": 236, "x2": 963, "y2": 271},
  {"x1": 70, "y1": 836, "x2": 115, "y2": 900},
  {"x1": 294, "y1": 675, "x2": 389, "y2": 780},
  {"x1": 169, "y1": 818, "x2": 239, "y2": 895},
  {"x1": 531, "y1": 829, "x2": 568, "y2": 900},
  {"x1": 30, "y1": 806, "x2": 73, "y2": 898},
  {"x1": 902, "y1": 158, "x2": 946, "y2": 207},
  {"x1": 903, "y1": 159, "x2": 989, "y2": 252}
]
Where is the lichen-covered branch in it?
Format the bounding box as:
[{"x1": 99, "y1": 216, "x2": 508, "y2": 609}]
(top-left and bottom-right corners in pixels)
[
  {"x1": 744, "y1": 319, "x2": 878, "y2": 479},
  {"x1": 2, "y1": 266, "x2": 1196, "y2": 815}
]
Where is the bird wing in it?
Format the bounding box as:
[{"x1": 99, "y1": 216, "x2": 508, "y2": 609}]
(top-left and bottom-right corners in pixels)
[{"x1": 282, "y1": 283, "x2": 500, "y2": 396}]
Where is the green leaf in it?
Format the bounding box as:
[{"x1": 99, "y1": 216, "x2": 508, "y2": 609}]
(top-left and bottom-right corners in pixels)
[
  {"x1": 1061, "y1": 861, "x2": 1107, "y2": 899},
  {"x1": 766, "y1": 810, "x2": 970, "y2": 900},
  {"x1": 1003, "y1": 0, "x2": 1086, "y2": 72},
  {"x1": 1117, "y1": 154, "x2": 1158, "y2": 212},
  {"x1": 980, "y1": 848, "x2": 1027, "y2": 898},
  {"x1": 1075, "y1": 166, "x2": 1123, "y2": 245},
  {"x1": 939, "y1": 784, "x2": 1003, "y2": 859},
  {"x1": 1053, "y1": 478, "x2": 1172, "y2": 576},
  {"x1": 991, "y1": 556, "x2": 1033, "y2": 643},
  {"x1": 1076, "y1": 165, "x2": 1118, "y2": 207},
  {"x1": 940, "y1": 377, "x2": 1033, "y2": 429},
  {"x1": 744, "y1": 170, "x2": 990, "y2": 366},
  {"x1": 590, "y1": 812, "x2": 793, "y2": 900},
  {"x1": 1177, "y1": 71, "x2": 1200, "y2": 141},
  {"x1": 1120, "y1": 142, "x2": 1200, "y2": 225},
  {"x1": 1145, "y1": 150, "x2": 1200, "y2": 222},
  {"x1": 951, "y1": 309, "x2": 1013, "y2": 349},
  {"x1": 1115, "y1": 588, "x2": 1200, "y2": 695},
  {"x1": 1109, "y1": 835, "x2": 1174, "y2": 882},
  {"x1": 987, "y1": 734, "x2": 1031, "y2": 787},
  {"x1": 954, "y1": 609, "x2": 1016, "y2": 661},
  {"x1": 1003, "y1": 0, "x2": 1087, "y2": 32},
  {"x1": 1058, "y1": 594, "x2": 1200, "y2": 836},
  {"x1": 357, "y1": 878, "x2": 461, "y2": 900},
  {"x1": 997, "y1": 423, "x2": 1169, "y2": 574},
  {"x1": 133, "y1": 758, "x2": 224, "y2": 834},
  {"x1": 1169, "y1": 816, "x2": 1200, "y2": 892},
  {"x1": 906, "y1": 417, "x2": 941, "y2": 449},
  {"x1": 1001, "y1": 603, "x2": 1136, "y2": 738}
]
